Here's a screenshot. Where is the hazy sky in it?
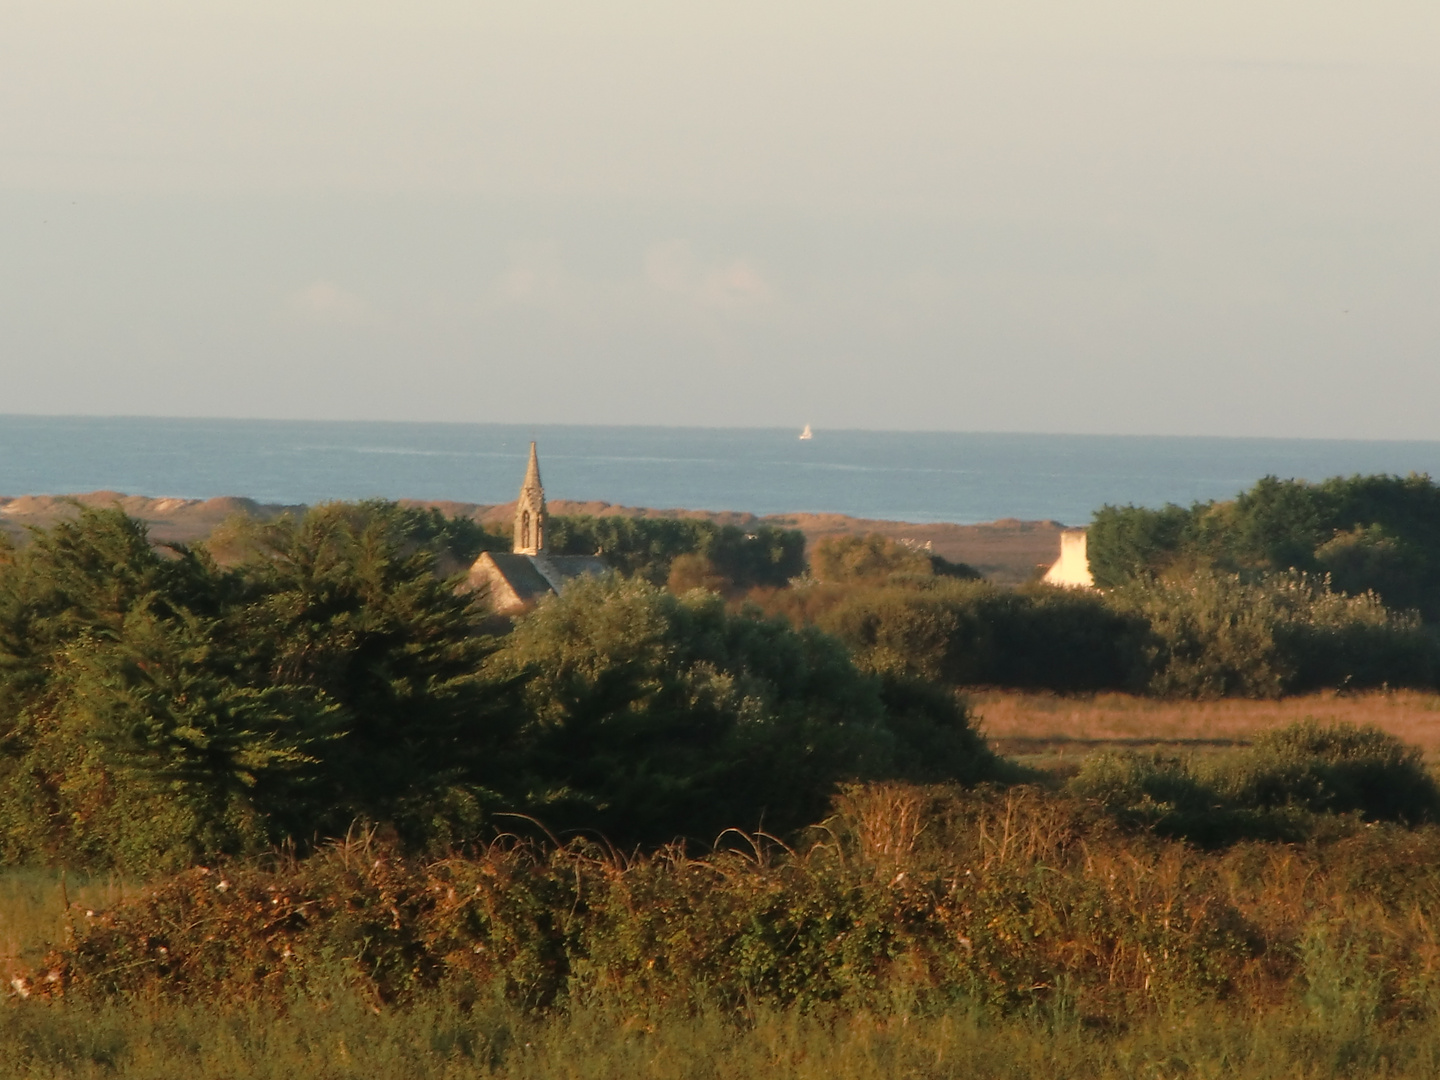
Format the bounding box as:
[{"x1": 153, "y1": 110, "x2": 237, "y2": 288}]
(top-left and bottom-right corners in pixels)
[{"x1": 4, "y1": 1, "x2": 1439, "y2": 437}]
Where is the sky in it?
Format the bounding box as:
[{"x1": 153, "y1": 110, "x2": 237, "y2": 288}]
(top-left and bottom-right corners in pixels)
[{"x1": 3, "y1": 0, "x2": 1439, "y2": 438}]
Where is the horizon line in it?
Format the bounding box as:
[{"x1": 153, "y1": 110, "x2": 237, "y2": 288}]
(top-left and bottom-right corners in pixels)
[{"x1": 3, "y1": 412, "x2": 1439, "y2": 448}]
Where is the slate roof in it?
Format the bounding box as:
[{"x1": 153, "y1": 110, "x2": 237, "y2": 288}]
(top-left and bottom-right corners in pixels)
[
  {"x1": 537, "y1": 554, "x2": 610, "y2": 587},
  {"x1": 465, "y1": 551, "x2": 609, "y2": 614}
]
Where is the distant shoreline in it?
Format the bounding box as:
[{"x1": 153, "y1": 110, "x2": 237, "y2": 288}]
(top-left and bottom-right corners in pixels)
[
  {"x1": 0, "y1": 492, "x2": 1066, "y2": 586},
  {"x1": 10, "y1": 417, "x2": 1440, "y2": 527}
]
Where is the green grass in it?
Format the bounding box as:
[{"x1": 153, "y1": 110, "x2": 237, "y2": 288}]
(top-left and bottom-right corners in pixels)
[{"x1": 2, "y1": 991, "x2": 1440, "y2": 1079}]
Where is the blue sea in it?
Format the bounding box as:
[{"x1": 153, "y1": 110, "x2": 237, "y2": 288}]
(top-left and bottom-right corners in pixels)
[{"x1": 4, "y1": 415, "x2": 1440, "y2": 527}]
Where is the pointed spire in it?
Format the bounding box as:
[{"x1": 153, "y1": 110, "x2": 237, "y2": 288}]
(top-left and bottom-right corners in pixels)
[
  {"x1": 513, "y1": 441, "x2": 548, "y2": 555},
  {"x1": 522, "y1": 440, "x2": 542, "y2": 492}
]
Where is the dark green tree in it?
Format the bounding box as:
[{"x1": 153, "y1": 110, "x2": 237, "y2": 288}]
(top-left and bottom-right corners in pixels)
[
  {"x1": 0, "y1": 503, "x2": 527, "y2": 870},
  {"x1": 224, "y1": 502, "x2": 524, "y2": 843},
  {"x1": 1089, "y1": 473, "x2": 1440, "y2": 619},
  {"x1": 547, "y1": 515, "x2": 805, "y2": 590},
  {"x1": 1086, "y1": 503, "x2": 1202, "y2": 587}
]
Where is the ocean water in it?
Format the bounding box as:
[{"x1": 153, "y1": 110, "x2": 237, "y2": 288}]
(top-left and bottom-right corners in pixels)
[{"x1": 4, "y1": 415, "x2": 1440, "y2": 527}]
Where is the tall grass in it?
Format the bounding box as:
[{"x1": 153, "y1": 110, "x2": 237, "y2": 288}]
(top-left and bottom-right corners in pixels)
[
  {"x1": 3, "y1": 989, "x2": 1440, "y2": 1078},
  {"x1": 2, "y1": 870, "x2": 137, "y2": 985},
  {"x1": 7, "y1": 774, "x2": 1440, "y2": 1076}
]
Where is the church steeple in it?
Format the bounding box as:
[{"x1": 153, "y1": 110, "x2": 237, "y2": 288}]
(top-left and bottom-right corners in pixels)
[{"x1": 513, "y1": 441, "x2": 547, "y2": 555}]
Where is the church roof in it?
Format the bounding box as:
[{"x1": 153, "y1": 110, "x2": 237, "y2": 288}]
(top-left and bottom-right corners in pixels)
[
  {"x1": 468, "y1": 552, "x2": 557, "y2": 611},
  {"x1": 465, "y1": 551, "x2": 610, "y2": 614}
]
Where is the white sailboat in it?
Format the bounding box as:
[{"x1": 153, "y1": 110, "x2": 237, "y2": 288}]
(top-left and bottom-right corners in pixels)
[{"x1": 798, "y1": 423, "x2": 814, "y2": 441}]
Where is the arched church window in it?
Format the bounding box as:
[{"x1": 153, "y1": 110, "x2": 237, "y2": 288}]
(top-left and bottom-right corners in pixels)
[{"x1": 521, "y1": 510, "x2": 530, "y2": 549}]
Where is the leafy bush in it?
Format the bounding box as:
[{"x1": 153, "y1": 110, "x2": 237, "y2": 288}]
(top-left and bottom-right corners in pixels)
[
  {"x1": 1068, "y1": 720, "x2": 1440, "y2": 843},
  {"x1": 12, "y1": 813, "x2": 1440, "y2": 1077},
  {"x1": 808, "y1": 534, "x2": 979, "y2": 585},
  {"x1": 1113, "y1": 571, "x2": 1437, "y2": 698},
  {"x1": 795, "y1": 584, "x2": 964, "y2": 682},
  {"x1": 1218, "y1": 721, "x2": 1440, "y2": 824},
  {"x1": 665, "y1": 552, "x2": 731, "y2": 595},
  {"x1": 756, "y1": 578, "x2": 1147, "y2": 691},
  {"x1": 760, "y1": 564, "x2": 1437, "y2": 700},
  {"x1": 483, "y1": 575, "x2": 997, "y2": 844}
]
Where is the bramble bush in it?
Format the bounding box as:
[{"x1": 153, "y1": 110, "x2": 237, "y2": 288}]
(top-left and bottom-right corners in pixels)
[{"x1": 20, "y1": 777, "x2": 1440, "y2": 1034}]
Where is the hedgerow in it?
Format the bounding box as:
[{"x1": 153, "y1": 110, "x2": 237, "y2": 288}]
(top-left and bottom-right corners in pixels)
[{"x1": 18, "y1": 782, "x2": 1440, "y2": 1030}]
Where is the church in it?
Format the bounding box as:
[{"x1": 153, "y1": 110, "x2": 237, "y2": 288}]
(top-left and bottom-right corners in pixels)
[{"x1": 465, "y1": 442, "x2": 609, "y2": 614}]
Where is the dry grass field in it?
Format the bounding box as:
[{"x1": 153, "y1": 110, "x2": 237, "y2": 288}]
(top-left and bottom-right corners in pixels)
[{"x1": 971, "y1": 688, "x2": 1440, "y2": 770}]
